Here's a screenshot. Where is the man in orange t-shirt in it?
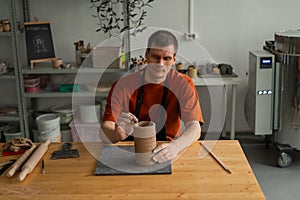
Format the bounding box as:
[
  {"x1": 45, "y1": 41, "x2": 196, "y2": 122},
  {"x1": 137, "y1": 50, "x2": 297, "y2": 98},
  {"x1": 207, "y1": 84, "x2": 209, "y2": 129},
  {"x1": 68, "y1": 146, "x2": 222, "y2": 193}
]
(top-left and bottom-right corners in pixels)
[{"x1": 100, "y1": 30, "x2": 204, "y2": 163}]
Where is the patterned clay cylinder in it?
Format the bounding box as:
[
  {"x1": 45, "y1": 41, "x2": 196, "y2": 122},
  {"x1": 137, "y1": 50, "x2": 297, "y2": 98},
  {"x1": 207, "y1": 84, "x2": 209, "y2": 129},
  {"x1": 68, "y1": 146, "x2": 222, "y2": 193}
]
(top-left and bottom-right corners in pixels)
[{"x1": 134, "y1": 121, "x2": 157, "y2": 166}]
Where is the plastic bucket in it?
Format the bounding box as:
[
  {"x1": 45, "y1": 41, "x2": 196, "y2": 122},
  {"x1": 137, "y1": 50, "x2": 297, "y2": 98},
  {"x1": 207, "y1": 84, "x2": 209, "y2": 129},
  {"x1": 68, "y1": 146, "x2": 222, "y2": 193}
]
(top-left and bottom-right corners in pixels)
[
  {"x1": 36, "y1": 114, "x2": 61, "y2": 142},
  {"x1": 3, "y1": 125, "x2": 24, "y2": 142},
  {"x1": 24, "y1": 76, "x2": 40, "y2": 92},
  {"x1": 51, "y1": 104, "x2": 76, "y2": 124}
]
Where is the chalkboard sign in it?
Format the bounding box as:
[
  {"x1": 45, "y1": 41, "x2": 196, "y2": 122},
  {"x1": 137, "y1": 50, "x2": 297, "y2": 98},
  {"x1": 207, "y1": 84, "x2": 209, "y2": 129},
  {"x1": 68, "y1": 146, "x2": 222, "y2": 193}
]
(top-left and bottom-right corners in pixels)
[{"x1": 24, "y1": 22, "x2": 55, "y2": 68}]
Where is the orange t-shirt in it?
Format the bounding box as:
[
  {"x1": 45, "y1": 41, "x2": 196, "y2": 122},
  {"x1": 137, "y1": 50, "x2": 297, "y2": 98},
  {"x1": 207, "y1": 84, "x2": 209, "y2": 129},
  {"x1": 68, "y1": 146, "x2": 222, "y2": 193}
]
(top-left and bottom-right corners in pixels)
[{"x1": 102, "y1": 69, "x2": 204, "y2": 140}]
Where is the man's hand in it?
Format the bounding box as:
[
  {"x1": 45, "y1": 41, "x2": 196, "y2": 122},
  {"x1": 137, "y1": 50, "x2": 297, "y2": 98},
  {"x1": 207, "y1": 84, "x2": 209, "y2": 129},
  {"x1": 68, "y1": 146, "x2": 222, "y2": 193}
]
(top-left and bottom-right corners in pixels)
[
  {"x1": 116, "y1": 112, "x2": 138, "y2": 135},
  {"x1": 152, "y1": 141, "x2": 180, "y2": 163},
  {"x1": 151, "y1": 121, "x2": 201, "y2": 163}
]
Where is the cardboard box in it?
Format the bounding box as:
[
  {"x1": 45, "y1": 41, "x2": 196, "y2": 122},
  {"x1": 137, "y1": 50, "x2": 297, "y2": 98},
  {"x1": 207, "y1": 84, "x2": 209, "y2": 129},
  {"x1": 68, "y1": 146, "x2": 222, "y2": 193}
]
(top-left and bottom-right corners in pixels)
[{"x1": 92, "y1": 46, "x2": 122, "y2": 68}]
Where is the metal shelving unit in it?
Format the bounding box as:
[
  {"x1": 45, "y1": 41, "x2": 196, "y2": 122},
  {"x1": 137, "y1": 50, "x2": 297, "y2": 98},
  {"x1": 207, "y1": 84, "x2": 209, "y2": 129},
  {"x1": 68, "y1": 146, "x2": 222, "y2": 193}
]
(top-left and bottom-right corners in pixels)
[
  {"x1": 6, "y1": 0, "x2": 129, "y2": 139},
  {"x1": 22, "y1": 64, "x2": 128, "y2": 75},
  {"x1": 0, "y1": 0, "x2": 26, "y2": 139},
  {"x1": 24, "y1": 91, "x2": 109, "y2": 98},
  {"x1": 20, "y1": 62, "x2": 123, "y2": 138},
  {"x1": 0, "y1": 114, "x2": 20, "y2": 122},
  {"x1": 0, "y1": 73, "x2": 16, "y2": 80}
]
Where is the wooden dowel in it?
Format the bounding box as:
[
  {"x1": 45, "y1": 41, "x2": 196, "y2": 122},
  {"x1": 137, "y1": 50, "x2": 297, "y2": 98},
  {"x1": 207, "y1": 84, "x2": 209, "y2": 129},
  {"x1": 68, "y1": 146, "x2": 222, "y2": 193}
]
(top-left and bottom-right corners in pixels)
[
  {"x1": 18, "y1": 140, "x2": 50, "y2": 181},
  {"x1": 7, "y1": 144, "x2": 37, "y2": 177},
  {"x1": 200, "y1": 143, "x2": 232, "y2": 174}
]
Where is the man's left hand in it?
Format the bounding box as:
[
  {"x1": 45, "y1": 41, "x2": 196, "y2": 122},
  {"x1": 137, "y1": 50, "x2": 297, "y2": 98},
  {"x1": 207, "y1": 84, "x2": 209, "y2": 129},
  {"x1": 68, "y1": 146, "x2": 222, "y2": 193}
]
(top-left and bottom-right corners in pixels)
[{"x1": 152, "y1": 142, "x2": 179, "y2": 163}]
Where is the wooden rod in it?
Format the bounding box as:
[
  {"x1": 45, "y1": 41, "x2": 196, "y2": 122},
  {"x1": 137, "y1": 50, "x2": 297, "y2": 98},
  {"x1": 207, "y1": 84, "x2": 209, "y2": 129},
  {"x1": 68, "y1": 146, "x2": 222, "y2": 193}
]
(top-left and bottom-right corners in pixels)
[
  {"x1": 200, "y1": 142, "x2": 232, "y2": 174},
  {"x1": 17, "y1": 140, "x2": 50, "y2": 182},
  {"x1": 7, "y1": 144, "x2": 37, "y2": 177}
]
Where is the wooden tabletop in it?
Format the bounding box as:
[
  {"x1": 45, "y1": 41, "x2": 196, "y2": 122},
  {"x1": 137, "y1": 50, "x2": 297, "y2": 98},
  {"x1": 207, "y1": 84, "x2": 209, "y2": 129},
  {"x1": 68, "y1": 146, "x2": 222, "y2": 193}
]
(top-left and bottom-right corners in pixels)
[{"x1": 0, "y1": 141, "x2": 265, "y2": 200}]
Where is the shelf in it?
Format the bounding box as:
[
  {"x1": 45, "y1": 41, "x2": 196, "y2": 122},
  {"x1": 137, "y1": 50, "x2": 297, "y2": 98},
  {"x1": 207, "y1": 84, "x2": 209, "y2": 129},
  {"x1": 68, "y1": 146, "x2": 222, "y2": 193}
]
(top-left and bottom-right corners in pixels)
[
  {"x1": 22, "y1": 63, "x2": 128, "y2": 74},
  {"x1": 24, "y1": 90, "x2": 109, "y2": 98},
  {"x1": 0, "y1": 70, "x2": 16, "y2": 80},
  {"x1": 0, "y1": 114, "x2": 20, "y2": 122},
  {"x1": 0, "y1": 32, "x2": 12, "y2": 37},
  {"x1": 192, "y1": 73, "x2": 241, "y2": 86},
  {"x1": 0, "y1": 74, "x2": 16, "y2": 80}
]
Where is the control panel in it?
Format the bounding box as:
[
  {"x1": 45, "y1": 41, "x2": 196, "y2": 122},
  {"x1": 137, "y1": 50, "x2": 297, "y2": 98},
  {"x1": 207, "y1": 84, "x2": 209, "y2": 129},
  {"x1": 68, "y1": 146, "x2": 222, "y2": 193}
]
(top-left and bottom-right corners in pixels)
[{"x1": 260, "y1": 57, "x2": 273, "y2": 69}]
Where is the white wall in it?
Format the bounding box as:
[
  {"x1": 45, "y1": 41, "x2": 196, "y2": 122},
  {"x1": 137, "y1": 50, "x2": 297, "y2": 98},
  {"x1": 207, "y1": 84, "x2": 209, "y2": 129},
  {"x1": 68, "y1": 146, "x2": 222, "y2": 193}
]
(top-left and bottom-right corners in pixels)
[{"x1": 27, "y1": 0, "x2": 300, "y2": 132}]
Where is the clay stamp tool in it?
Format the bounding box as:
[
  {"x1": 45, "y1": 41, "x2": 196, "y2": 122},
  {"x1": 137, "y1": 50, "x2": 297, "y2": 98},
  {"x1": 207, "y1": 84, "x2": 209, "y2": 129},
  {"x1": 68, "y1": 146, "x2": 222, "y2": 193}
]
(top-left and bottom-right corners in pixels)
[
  {"x1": 50, "y1": 142, "x2": 79, "y2": 159},
  {"x1": 200, "y1": 143, "x2": 232, "y2": 174}
]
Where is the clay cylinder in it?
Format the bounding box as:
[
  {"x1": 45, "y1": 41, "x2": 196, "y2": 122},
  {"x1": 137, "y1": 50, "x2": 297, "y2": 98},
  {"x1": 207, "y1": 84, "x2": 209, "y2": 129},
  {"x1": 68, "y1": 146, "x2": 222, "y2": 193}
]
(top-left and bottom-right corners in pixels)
[
  {"x1": 2, "y1": 19, "x2": 11, "y2": 32},
  {"x1": 188, "y1": 66, "x2": 198, "y2": 78},
  {"x1": 134, "y1": 121, "x2": 156, "y2": 166},
  {"x1": 176, "y1": 63, "x2": 184, "y2": 70}
]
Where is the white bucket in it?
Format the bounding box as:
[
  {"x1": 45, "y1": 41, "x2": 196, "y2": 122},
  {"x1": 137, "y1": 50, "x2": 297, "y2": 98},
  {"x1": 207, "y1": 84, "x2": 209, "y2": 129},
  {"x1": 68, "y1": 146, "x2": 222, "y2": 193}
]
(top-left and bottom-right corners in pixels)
[
  {"x1": 3, "y1": 125, "x2": 24, "y2": 142},
  {"x1": 51, "y1": 104, "x2": 76, "y2": 124},
  {"x1": 79, "y1": 104, "x2": 100, "y2": 123},
  {"x1": 36, "y1": 113, "x2": 61, "y2": 142}
]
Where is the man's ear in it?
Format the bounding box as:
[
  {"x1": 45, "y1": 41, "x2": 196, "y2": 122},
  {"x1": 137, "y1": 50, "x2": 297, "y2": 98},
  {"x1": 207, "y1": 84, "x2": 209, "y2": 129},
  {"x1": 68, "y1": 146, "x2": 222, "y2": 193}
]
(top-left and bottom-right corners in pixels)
[
  {"x1": 145, "y1": 48, "x2": 150, "y2": 58},
  {"x1": 173, "y1": 55, "x2": 177, "y2": 63}
]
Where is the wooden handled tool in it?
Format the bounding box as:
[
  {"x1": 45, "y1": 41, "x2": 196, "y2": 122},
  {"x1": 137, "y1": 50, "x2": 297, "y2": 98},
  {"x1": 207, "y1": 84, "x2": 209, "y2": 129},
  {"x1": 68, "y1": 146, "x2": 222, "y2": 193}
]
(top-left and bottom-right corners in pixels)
[
  {"x1": 7, "y1": 144, "x2": 37, "y2": 177},
  {"x1": 200, "y1": 142, "x2": 232, "y2": 174},
  {"x1": 18, "y1": 140, "x2": 50, "y2": 182}
]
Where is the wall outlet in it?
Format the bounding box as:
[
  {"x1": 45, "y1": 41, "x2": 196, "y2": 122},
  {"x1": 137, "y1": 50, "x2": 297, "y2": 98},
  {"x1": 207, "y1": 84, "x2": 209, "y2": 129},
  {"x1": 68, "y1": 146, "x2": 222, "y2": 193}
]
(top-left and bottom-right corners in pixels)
[{"x1": 185, "y1": 32, "x2": 196, "y2": 40}]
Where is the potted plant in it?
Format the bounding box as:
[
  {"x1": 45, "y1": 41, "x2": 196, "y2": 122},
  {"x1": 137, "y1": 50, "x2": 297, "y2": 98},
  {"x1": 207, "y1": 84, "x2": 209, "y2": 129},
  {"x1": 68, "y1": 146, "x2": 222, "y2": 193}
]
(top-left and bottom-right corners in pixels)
[{"x1": 90, "y1": 0, "x2": 155, "y2": 37}]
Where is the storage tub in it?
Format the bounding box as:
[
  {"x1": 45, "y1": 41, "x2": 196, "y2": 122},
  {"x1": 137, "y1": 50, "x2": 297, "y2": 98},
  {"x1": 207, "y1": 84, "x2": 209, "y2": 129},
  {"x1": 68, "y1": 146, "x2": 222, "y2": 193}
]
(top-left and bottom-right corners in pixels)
[
  {"x1": 79, "y1": 104, "x2": 100, "y2": 123},
  {"x1": 36, "y1": 113, "x2": 61, "y2": 142},
  {"x1": 3, "y1": 125, "x2": 24, "y2": 142},
  {"x1": 51, "y1": 104, "x2": 76, "y2": 124},
  {"x1": 24, "y1": 76, "x2": 40, "y2": 92},
  {"x1": 69, "y1": 120, "x2": 101, "y2": 142}
]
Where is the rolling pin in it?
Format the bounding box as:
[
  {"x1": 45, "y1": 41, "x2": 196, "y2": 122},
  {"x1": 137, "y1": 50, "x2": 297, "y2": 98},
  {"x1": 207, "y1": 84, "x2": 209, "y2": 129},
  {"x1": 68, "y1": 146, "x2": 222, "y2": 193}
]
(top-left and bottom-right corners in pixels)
[
  {"x1": 18, "y1": 140, "x2": 50, "y2": 182},
  {"x1": 7, "y1": 144, "x2": 37, "y2": 177}
]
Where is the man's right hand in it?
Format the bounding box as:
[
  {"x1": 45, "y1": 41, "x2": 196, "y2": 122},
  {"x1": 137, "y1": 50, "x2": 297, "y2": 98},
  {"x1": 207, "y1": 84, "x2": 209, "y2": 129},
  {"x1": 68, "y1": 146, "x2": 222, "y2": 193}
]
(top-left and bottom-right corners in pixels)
[{"x1": 116, "y1": 112, "x2": 138, "y2": 136}]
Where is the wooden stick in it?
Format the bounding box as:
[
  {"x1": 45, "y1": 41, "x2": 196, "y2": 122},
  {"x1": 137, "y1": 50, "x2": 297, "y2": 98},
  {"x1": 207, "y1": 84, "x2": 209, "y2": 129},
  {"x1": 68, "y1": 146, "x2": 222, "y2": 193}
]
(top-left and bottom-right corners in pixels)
[
  {"x1": 200, "y1": 143, "x2": 232, "y2": 174},
  {"x1": 7, "y1": 144, "x2": 37, "y2": 177},
  {"x1": 18, "y1": 140, "x2": 50, "y2": 182},
  {"x1": 30, "y1": 58, "x2": 55, "y2": 69}
]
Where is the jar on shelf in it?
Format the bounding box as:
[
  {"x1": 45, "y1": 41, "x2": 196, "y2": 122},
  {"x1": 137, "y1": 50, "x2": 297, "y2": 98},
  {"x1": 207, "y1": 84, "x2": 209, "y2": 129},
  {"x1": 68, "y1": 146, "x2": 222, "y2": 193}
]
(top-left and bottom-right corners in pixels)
[
  {"x1": 2, "y1": 19, "x2": 11, "y2": 32},
  {"x1": 0, "y1": 61, "x2": 8, "y2": 75},
  {"x1": 0, "y1": 24, "x2": 3, "y2": 32}
]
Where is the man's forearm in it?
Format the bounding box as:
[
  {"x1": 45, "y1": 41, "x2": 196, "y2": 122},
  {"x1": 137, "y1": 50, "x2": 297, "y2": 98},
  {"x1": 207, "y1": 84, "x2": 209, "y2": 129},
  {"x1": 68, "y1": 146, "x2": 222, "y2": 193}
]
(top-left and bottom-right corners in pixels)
[
  {"x1": 171, "y1": 121, "x2": 201, "y2": 153},
  {"x1": 100, "y1": 122, "x2": 128, "y2": 143}
]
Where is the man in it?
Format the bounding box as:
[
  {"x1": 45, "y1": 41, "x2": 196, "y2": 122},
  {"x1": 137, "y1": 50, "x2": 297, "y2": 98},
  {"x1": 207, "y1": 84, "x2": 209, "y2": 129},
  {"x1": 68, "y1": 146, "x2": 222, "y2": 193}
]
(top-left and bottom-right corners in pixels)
[{"x1": 100, "y1": 30, "x2": 204, "y2": 163}]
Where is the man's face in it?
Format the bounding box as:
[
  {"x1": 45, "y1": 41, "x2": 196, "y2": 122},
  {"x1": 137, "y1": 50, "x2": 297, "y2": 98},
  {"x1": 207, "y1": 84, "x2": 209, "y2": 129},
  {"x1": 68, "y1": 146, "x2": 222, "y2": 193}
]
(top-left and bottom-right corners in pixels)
[{"x1": 145, "y1": 44, "x2": 176, "y2": 81}]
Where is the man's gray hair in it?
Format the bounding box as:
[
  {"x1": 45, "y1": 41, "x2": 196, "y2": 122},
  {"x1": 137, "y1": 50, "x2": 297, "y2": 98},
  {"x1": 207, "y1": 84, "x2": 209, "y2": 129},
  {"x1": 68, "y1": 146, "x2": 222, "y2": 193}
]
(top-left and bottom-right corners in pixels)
[{"x1": 147, "y1": 30, "x2": 178, "y2": 55}]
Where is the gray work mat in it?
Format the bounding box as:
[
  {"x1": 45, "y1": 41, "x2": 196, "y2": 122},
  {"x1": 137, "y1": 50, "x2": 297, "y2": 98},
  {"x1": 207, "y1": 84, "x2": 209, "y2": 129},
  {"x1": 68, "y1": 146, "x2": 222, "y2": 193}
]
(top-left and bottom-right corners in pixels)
[{"x1": 94, "y1": 145, "x2": 172, "y2": 175}]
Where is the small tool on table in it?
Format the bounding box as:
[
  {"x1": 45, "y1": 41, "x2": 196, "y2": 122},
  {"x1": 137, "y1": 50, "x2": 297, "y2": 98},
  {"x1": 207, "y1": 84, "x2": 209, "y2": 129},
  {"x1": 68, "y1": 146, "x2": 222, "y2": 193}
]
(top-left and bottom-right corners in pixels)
[
  {"x1": 200, "y1": 143, "x2": 232, "y2": 174},
  {"x1": 51, "y1": 143, "x2": 79, "y2": 160},
  {"x1": 41, "y1": 159, "x2": 45, "y2": 174},
  {"x1": 0, "y1": 160, "x2": 16, "y2": 175}
]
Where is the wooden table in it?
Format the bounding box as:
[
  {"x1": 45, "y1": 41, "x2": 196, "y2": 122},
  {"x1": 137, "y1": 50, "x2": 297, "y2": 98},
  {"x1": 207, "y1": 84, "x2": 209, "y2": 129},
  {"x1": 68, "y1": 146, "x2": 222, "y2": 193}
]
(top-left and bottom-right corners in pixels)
[{"x1": 0, "y1": 141, "x2": 265, "y2": 199}]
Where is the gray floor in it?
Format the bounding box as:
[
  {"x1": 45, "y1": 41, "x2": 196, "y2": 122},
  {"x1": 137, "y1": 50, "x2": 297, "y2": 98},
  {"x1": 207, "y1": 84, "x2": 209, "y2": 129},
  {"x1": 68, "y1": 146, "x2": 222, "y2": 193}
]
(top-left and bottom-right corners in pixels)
[{"x1": 237, "y1": 134, "x2": 300, "y2": 200}]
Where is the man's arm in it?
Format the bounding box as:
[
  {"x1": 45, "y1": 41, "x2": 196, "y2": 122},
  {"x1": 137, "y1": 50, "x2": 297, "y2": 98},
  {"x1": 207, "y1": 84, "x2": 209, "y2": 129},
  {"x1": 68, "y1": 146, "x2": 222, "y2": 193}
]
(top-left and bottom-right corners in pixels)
[
  {"x1": 100, "y1": 112, "x2": 138, "y2": 143},
  {"x1": 100, "y1": 121, "x2": 127, "y2": 144},
  {"x1": 173, "y1": 120, "x2": 201, "y2": 152},
  {"x1": 152, "y1": 120, "x2": 201, "y2": 163}
]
